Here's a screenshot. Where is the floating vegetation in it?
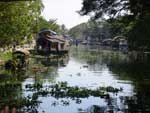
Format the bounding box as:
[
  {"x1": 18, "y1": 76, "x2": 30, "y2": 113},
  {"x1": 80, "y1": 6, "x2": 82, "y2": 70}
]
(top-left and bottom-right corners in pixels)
[
  {"x1": 0, "y1": 82, "x2": 128, "y2": 111},
  {"x1": 82, "y1": 65, "x2": 88, "y2": 68},
  {"x1": 25, "y1": 82, "x2": 123, "y2": 100},
  {"x1": 23, "y1": 82, "x2": 123, "y2": 106},
  {"x1": 97, "y1": 86, "x2": 123, "y2": 93}
]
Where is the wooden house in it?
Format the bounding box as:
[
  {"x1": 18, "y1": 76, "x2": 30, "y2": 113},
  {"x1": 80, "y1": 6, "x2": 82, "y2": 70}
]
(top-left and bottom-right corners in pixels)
[{"x1": 36, "y1": 29, "x2": 70, "y2": 55}]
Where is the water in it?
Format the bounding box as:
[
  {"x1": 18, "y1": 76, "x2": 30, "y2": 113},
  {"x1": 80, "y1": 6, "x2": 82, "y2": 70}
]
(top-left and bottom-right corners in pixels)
[{"x1": 0, "y1": 45, "x2": 150, "y2": 113}]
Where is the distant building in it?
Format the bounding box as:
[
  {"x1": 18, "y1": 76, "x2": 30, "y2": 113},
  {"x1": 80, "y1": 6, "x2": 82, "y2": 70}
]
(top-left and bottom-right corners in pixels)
[
  {"x1": 112, "y1": 36, "x2": 128, "y2": 50},
  {"x1": 102, "y1": 39, "x2": 112, "y2": 46}
]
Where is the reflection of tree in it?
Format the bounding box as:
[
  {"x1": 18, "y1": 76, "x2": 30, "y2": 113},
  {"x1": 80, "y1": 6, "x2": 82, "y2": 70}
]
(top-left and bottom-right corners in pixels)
[
  {"x1": 0, "y1": 82, "x2": 22, "y2": 109},
  {"x1": 0, "y1": 81, "x2": 41, "y2": 113},
  {"x1": 28, "y1": 55, "x2": 69, "y2": 83},
  {"x1": 118, "y1": 82, "x2": 150, "y2": 113},
  {"x1": 107, "y1": 56, "x2": 150, "y2": 80},
  {"x1": 85, "y1": 105, "x2": 103, "y2": 113},
  {"x1": 102, "y1": 52, "x2": 150, "y2": 113},
  {"x1": 32, "y1": 55, "x2": 69, "y2": 67},
  {"x1": 71, "y1": 46, "x2": 150, "y2": 113},
  {"x1": 0, "y1": 69, "x2": 43, "y2": 112}
]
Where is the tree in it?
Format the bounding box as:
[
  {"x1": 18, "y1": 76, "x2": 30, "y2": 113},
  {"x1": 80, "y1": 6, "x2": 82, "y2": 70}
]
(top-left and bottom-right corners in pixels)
[
  {"x1": 60, "y1": 24, "x2": 68, "y2": 35},
  {"x1": 80, "y1": 0, "x2": 150, "y2": 19},
  {"x1": 80, "y1": 0, "x2": 150, "y2": 51},
  {"x1": 37, "y1": 17, "x2": 60, "y2": 33},
  {"x1": 128, "y1": 15, "x2": 150, "y2": 51},
  {"x1": 69, "y1": 19, "x2": 112, "y2": 41},
  {"x1": 0, "y1": 0, "x2": 44, "y2": 47},
  {"x1": 69, "y1": 23, "x2": 88, "y2": 39}
]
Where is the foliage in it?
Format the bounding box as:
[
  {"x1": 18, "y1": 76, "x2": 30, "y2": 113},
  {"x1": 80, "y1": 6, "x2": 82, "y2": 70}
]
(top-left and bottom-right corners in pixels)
[
  {"x1": 59, "y1": 24, "x2": 68, "y2": 35},
  {"x1": 106, "y1": 15, "x2": 134, "y2": 38},
  {"x1": 0, "y1": 0, "x2": 44, "y2": 47},
  {"x1": 128, "y1": 15, "x2": 150, "y2": 51},
  {"x1": 80, "y1": 0, "x2": 150, "y2": 19},
  {"x1": 25, "y1": 82, "x2": 123, "y2": 99},
  {"x1": 69, "y1": 19, "x2": 113, "y2": 40},
  {"x1": 69, "y1": 23, "x2": 88, "y2": 39},
  {"x1": 79, "y1": 0, "x2": 150, "y2": 51},
  {"x1": 37, "y1": 17, "x2": 61, "y2": 33},
  {"x1": 0, "y1": 52, "x2": 12, "y2": 61}
]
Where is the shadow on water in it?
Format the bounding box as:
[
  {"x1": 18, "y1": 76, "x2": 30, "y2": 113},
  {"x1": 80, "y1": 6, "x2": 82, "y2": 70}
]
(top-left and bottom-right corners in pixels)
[
  {"x1": 0, "y1": 45, "x2": 150, "y2": 113},
  {"x1": 71, "y1": 45, "x2": 150, "y2": 113}
]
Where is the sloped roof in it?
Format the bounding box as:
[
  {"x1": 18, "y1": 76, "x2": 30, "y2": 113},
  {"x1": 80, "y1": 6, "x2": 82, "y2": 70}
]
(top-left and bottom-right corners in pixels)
[
  {"x1": 14, "y1": 49, "x2": 30, "y2": 56},
  {"x1": 112, "y1": 36, "x2": 126, "y2": 41},
  {"x1": 102, "y1": 38, "x2": 112, "y2": 42},
  {"x1": 47, "y1": 38, "x2": 65, "y2": 44},
  {"x1": 39, "y1": 29, "x2": 57, "y2": 35},
  {"x1": 47, "y1": 35, "x2": 66, "y2": 42}
]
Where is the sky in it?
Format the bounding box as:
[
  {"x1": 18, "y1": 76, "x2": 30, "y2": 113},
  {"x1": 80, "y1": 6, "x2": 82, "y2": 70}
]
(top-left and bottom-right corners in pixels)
[{"x1": 41, "y1": 0, "x2": 90, "y2": 29}]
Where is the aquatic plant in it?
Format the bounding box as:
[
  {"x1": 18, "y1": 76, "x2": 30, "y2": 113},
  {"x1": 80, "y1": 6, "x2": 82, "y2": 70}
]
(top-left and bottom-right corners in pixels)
[{"x1": 25, "y1": 82, "x2": 123, "y2": 100}]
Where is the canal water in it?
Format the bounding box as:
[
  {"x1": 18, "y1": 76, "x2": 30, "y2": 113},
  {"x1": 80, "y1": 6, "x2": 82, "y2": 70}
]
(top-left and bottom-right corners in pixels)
[{"x1": 0, "y1": 45, "x2": 150, "y2": 113}]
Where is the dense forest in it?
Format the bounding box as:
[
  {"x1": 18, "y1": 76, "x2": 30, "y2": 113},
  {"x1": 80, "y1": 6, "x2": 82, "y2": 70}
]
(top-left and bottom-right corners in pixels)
[{"x1": 70, "y1": 0, "x2": 150, "y2": 51}]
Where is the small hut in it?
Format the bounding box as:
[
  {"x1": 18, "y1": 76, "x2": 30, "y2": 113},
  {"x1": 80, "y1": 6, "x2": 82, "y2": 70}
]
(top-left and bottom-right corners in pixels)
[
  {"x1": 102, "y1": 39, "x2": 112, "y2": 46},
  {"x1": 111, "y1": 36, "x2": 128, "y2": 50}
]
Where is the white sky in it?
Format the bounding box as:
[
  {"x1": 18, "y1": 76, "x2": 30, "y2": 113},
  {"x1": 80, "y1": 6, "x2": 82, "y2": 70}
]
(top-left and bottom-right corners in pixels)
[{"x1": 41, "y1": 0, "x2": 90, "y2": 29}]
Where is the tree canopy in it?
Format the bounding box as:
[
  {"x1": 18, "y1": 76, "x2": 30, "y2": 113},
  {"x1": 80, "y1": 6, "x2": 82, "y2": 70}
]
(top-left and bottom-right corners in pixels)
[
  {"x1": 0, "y1": 0, "x2": 44, "y2": 46},
  {"x1": 37, "y1": 17, "x2": 61, "y2": 33},
  {"x1": 80, "y1": 0, "x2": 150, "y2": 51},
  {"x1": 0, "y1": 0, "x2": 64, "y2": 47},
  {"x1": 80, "y1": 0, "x2": 150, "y2": 19},
  {"x1": 69, "y1": 19, "x2": 113, "y2": 41}
]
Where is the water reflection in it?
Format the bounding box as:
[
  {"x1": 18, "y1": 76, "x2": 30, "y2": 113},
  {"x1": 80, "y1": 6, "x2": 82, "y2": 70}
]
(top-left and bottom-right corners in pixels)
[
  {"x1": 0, "y1": 45, "x2": 150, "y2": 113},
  {"x1": 69, "y1": 45, "x2": 150, "y2": 113},
  {"x1": 34, "y1": 55, "x2": 69, "y2": 67}
]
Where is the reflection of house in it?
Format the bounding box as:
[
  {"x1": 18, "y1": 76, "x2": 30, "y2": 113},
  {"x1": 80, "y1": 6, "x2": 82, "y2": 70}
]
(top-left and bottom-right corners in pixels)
[
  {"x1": 36, "y1": 29, "x2": 70, "y2": 55},
  {"x1": 35, "y1": 55, "x2": 69, "y2": 67}
]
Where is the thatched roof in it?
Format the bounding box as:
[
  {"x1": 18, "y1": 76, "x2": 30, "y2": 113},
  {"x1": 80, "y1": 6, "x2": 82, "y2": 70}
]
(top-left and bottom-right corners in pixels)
[
  {"x1": 112, "y1": 36, "x2": 126, "y2": 41},
  {"x1": 39, "y1": 29, "x2": 57, "y2": 35},
  {"x1": 102, "y1": 38, "x2": 112, "y2": 42},
  {"x1": 14, "y1": 49, "x2": 30, "y2": 56}
]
